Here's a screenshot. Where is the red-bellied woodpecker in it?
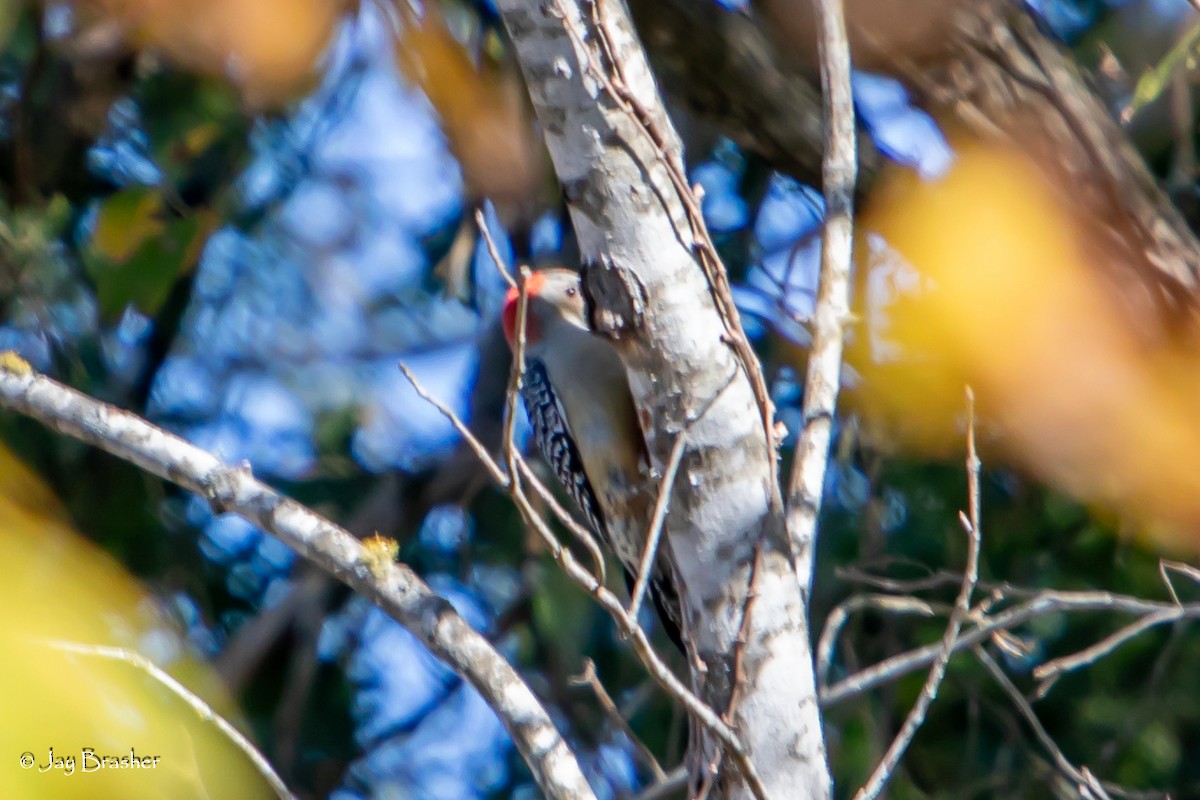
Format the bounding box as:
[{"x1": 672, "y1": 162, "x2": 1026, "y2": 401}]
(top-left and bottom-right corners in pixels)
[{"x1": 501, "y1": 268, "x2": 681, "y2": 646}]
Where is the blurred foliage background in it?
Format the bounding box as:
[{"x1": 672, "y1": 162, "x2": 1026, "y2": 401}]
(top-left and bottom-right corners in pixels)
[{"x1": 2, "y1": 0, "x2": 1200, "y2": 798}]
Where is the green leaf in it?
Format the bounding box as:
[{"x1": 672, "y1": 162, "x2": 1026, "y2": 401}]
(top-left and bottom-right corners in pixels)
[
  {"x1": 91, "y1": 188, "x2": 165, "y2": 263},
  {"x1": 1128, "y1": 21, "x2": 1200, "y2": 120},
  {"x1": 86, "y1": 189, "x2": 211, "y2": 319}
]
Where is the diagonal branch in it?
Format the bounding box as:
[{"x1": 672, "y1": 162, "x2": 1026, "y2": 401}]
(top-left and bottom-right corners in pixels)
[
  {"x1": 0, "y1": 354, "x2": 597, "y2": 800},
  {"x1": 45, "y1": 640, "x2": 297, "y2": 800},
  {"x1": 399, "y1": 361, "x2": 770, "y2": 800},
  {"x1": 853, "y1": 388, "x2": 982, "y2": 800},
  {"x1": 821, "y1": 592, "x2": 1200, "y2": 707},
  {"x1": 627, "y1": 431, "x2": 686, "y2": 621},
  {"x1": 976, "y1": 647, "x2": 1126, "y2": 800},
  {"x1": 570, "y1": 658, "x2": 667, "y2": 782}
]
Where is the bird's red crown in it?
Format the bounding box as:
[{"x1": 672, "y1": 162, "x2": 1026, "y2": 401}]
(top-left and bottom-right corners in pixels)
[{"x1": 501, "y1": 271, "x2": 547, "y2": 349}]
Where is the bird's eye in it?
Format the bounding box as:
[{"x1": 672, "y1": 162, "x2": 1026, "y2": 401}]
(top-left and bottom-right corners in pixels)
[{"x1": 566, "y1": 286, "x2": 578, "y2": 297}]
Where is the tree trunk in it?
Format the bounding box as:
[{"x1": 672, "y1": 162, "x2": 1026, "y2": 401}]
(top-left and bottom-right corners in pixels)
[{"x1": 493, "y1": 1, "x2": 831, "y2": 797}]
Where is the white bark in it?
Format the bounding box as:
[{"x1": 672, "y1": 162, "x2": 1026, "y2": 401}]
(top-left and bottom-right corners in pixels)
[
  {"x1": 0, "y1": 361, "x2": 596, "y2": 800},
  {"x1": 493, "y1": 1, "x2": 831, "y2": 797},
  {"x1": 787, "y1": 0, "x2": 856, "y2": 597}
]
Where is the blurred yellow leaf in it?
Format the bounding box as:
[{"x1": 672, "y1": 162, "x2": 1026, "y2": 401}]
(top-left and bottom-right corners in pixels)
[
  {"x1": 860, "y1": 143, "x2": 1200, "y2": 548},
  {"x1": 69, "y1": 0, "x2": 344, "y2": 106},
  {"x1": 0, "y1": 446, "x2": 273, "y2": 800},
  {"x1": 180, "y1": 123, "x2": 223, "y2": 161},
  {"x1": 393, "y1": 7, "x2": 544, "y2": 213}
]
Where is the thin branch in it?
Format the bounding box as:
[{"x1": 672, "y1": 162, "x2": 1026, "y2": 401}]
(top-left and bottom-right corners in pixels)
[
  {"x1": 401, "y1": 366, "x2": 607, "y2": 592},
  {"x1": 725, "y1": 541, "x2": 765, "y2": 723},
  {"x1": 399, "y1": 359, "x2": 768, "y2": 800},
  {"x1": 975, "y1": 647, "x2": 1120, "y2": 800},
  {"x1": 626, "y1": 365, "x2": 735, "y2": 621},
  {"x1": 786, "y1": 0, "x2": 858, "y2": 598},
  {"x1": 517, "y1": 454, "x2": 609, "y2": 584},
  {"x1": 406, "y1": 309, "x2": 620, "y2": 582},
  {"x1": 837, "y1": 564, "x2": 1039, "y2": 596},
  {"x1": 400, "y1": 363, "x2": 509, "y2": 486},
  {"x1": 0, "y1": 357, "x2": 596, "y2": 800},
  {"x1": 854, "y1": 388, "x2": 983, "y2": 800},
  {"x1": 510, "y1": 454, "x2": 768, "y2": 800},
  {"x1": 1032, "y1": 606, "x2": 1186, "y2": 698},
  {"x1": 1159, "y1": 558, "x2": 1200, "y2": 606},
  {"x1": 45, "y1": 640, "x2": 296, "y2": 800},
  {"x1": 570, "y1": 658, "x2": 666, "y2": 781},
  {"x1": 632, "y1": 765, "x2": 688, "y2": 800},
  {"x1": 475, "y1": 207, "x2": 517, "y2": 290},
  {"x1": 627, "y1": 427, "x2": 685, "y2": 620},
  {"x1": 816, "y1": 595, "x2": 941, "y2": 688},
  {"x1": 821, "y1": 592, "x2": 1200, "y2": 707},
  {"x1": 503, "y1": 266, "x2": 532, "y2": 475}
]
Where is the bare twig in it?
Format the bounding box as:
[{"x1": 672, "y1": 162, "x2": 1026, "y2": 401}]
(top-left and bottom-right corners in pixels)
[
  {"x1": 45, "y1": 640, "x2": 296, "y2": 800},
  {"x1": 822, "y1": 592, "x2": 1200, "y2": 706},
  {"x1": 854, "y1": 388, "x2": 982, "y2": 800},
  {"x1": 400, "y1": 363, "x2": 509, "y2": 486},
  {"x1": 628, "y1": 365, "x2": 736, "y2": 621},
  {"x1": 503, "y1": 266, "x2": 532, "y2": 473},
  {"x1": 976, "y1": 647, "x2": 1119, "y2": 800},
  {"x1": 398, "y1": 361, "x2": 768, "y2": 800},
  {"x1": 816, "y1": 594, "x2": 941, "y2": 687},
  {"x1": 1159, "y1": 559, "x2": 1200, "y2": 606},
  {"x1": 510, "y1": 460, "x2": 768, "y2": 800},
  {"x1": 401, "y1": 369, "x2": 608, "y2": 598},
  {"x1": 474, "y1": 207, "x2": 517, "y2": 290},
  {"x1": 786, "y1": 0, "x2": 858, "y2": 599},
  {"x1": 632, "y1": 765, "x2": 688, "y2": 800},
  {"x1": 406, "y1": 341, "x2": 607, "y2": 585},
  {"x1": 517, "y1": 454, "x2": 609, "y2": 584},
  {"x1": 1032, "y1": 606, "x2": 1186, "y2": 698},
  {"x1": 627, "y1": 430, "x2": 686, "y2": 620},
  {"x1": 0, "y1": 357, "x2": 596, "y2": 800},
  {"x1": 836, "y1": 565, "x2": 1072, "y2": 598},
  {"x1": 725, "y1": 541, "x2": 765, "y2": 722},
  {"x1": 571, "y1": 658, "x2": 666, "y2": 781}
]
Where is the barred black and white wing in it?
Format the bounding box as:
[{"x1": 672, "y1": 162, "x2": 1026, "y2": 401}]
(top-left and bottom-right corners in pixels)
[
  {"x1": 520, "y1": 357, "x2": 684, "y2": 648},
  {"x1": 520, "y1": 358, "x2": 608, "y2": 541}
]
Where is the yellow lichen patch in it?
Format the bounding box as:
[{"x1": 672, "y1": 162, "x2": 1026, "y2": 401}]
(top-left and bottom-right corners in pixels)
[
  {"x1": 361, "y1": 533, "x2": 399, "y2": 579},
  {"x1": 0, "y1": 350, "x2": 32, "y2": 376}
]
